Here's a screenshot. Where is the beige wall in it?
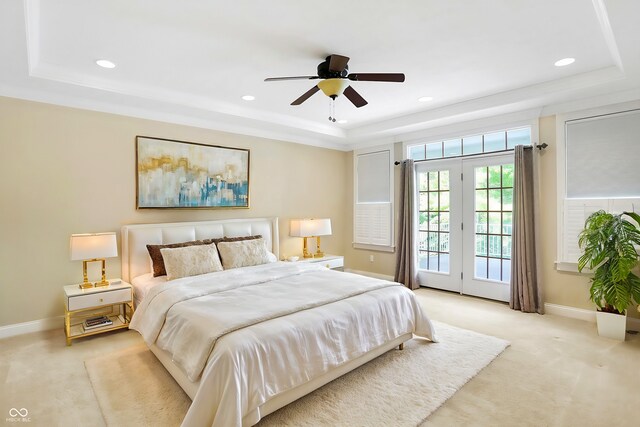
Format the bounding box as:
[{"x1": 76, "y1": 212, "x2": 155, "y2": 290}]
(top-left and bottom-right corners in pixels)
[
  {"x1": 0, "y1": 96, "x2": 349, "y2": 327},
  {"x1": 537, "y1": 115, "x2": 591, "y2": 309}
]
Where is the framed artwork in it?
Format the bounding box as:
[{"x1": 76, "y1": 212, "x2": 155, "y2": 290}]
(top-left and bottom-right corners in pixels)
[{"x1": 136, "y1": 136, "x2": 250, "y2": 209}]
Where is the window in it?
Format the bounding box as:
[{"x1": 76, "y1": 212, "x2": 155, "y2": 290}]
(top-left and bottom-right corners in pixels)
[
  {"x1": 354, "y1": 145, "x2": 394, "y2": 250},
  {"x1": 557, "y1": 105, "x2": 640, "y2": 268},
  {"x1": 408, "y1": 127, "x2": 531, "y2": 161}
]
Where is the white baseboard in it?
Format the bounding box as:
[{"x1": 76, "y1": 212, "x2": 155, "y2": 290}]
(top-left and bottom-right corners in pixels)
[
  {"x1": 0, "y1": 316, "x2": 63, "y2": 340},
  {"x1": 345, "y1": 268, "x2": 395, "y2": 282},
  {"x1": 544, "y1": 303, "x2": 640, "y2": 331}
]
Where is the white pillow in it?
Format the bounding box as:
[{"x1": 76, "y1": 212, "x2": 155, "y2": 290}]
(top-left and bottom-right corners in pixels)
[
  {"x1": 160, "y1": 243, "x2": 223, "y2": 281},
  {"x1": 217, "y1": 237, "x2": 271, "y2": 269}
]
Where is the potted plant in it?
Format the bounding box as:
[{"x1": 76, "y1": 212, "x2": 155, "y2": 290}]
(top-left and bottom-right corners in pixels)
[{"x1": 578, "y1": 210, "x2": 640, "y2": 340}]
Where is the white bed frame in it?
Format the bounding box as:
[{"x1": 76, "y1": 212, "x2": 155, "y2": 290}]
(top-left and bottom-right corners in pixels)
[{"x1": 121, "y1": 217, "x2": 410, "y2": 422}]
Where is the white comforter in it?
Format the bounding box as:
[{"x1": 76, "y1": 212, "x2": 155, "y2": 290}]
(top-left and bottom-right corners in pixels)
[{"x1": 130, "y1": 262, "x2": 436, "y2": 427}]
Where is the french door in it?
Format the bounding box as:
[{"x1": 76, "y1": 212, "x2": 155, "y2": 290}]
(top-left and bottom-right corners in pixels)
[{"x1": 416, "y1": 154, "x2": 513, "y2": 302}]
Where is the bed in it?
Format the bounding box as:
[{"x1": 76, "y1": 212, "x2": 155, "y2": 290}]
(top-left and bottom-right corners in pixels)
[{"x1": 122, "y1": 217, "x2": 436, "y2": 427}]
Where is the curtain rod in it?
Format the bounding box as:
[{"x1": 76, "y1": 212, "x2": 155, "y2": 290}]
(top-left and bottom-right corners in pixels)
[{"x1": 394, "y1": 143, "x2": 548, "y2": 165}]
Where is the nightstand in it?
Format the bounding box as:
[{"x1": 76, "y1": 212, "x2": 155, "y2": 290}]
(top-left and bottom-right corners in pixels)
[
  {"x1": 63, "y1": 280, "x2": 134, "y2": 346},
  {"x1": 298, "y1": 254, "x2": 344, "y2": 271}
]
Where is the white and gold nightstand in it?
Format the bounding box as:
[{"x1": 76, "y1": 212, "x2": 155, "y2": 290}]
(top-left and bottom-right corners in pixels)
[
  {"x1": 63, "y1": 280, "x2": 134, "y2": 346},
  {"x1": 297, "y1": 254, "x2": 344, "y2": 271}
]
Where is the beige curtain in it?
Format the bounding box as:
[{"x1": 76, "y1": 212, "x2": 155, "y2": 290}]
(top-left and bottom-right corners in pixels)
[
  {"x1": 510, "y1": 145, "x2": 543, "y2": 313},
  {"x1": 394, "y1": 159, "x2": 419, "y2": 290}
]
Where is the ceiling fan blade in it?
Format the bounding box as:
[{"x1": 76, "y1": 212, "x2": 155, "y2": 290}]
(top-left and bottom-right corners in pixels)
[
  {"x1": 291, "y1": 85, "x2": 320, "y2": 105},
  {"x1": 343, "y1": 85, "x2": 368, "y2": 108},
  {"x1": 265, "y1": 76, "x2": 319, "y2": 82},
  {"x1": 328, "y1": 54, "x2": 350, "y2": 72},
  {"x1": 348, "y1": 73, "x2": 405, "y2": 82}
]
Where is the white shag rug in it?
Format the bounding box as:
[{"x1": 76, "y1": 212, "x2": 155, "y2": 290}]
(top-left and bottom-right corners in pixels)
[{"x1": 85, "y1": 321, "x2": 509, "y2": 426}]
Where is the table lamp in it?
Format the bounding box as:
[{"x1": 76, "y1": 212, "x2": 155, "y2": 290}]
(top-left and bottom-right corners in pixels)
[
  {"x1": 70, "y1": 232, "x2": 118, "y2": 289},
  {"x1": 290, "y1": 218, "x2": 332, "y2": 258}
]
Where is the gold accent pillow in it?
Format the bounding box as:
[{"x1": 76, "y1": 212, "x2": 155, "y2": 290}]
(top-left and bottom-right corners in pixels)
[
  {"x1": 160, "y1": 243, "x2": 224, "y2": 281},
  {"x1": 217, "y1": 238, "x2": 271, "y2": 269}
]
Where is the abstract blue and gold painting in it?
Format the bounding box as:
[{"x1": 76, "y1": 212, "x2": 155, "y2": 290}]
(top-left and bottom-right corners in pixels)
[{"x1": 136, "y1": 136, "x2": 249, "y2": 208}]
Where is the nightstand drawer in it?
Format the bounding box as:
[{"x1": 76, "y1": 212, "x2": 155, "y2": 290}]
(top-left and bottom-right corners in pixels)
[
  {"x1": 67, "y1": 288, "x2": 131, "y2": 311},
  {"x1": 322, "y1": 258, "x2": 344, "y2": 269}
]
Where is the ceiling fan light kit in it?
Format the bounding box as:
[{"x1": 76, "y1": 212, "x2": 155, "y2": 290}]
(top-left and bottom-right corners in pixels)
[
  {"x1": 317, "y1": 78, "x2": 350, "y2": 98},
  {"x1": 265, "y1": 54, "x2": 405, "y2": 113}
]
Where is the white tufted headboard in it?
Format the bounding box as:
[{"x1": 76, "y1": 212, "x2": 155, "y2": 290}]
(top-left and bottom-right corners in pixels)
[{"x1": 121, "y1": 217, "x2": 279, "y2": 282}]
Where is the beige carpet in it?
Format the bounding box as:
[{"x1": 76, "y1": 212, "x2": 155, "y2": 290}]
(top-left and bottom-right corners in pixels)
[{"x1": 85, "y1": 321, "x2": 509, "y2": 426}]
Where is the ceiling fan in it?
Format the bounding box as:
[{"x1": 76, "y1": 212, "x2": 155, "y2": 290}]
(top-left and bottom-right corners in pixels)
[{"x1": 264, "y1": 54, "x2": 405, "y2": 109}]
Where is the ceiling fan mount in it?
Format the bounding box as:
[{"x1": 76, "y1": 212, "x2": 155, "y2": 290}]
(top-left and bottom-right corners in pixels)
[
  {"x1": 264, "y1": 54, "x2": 405, "y2": 109},
  {"x1": 316, "y1": 56, "x2": 349, "y2": 79}
]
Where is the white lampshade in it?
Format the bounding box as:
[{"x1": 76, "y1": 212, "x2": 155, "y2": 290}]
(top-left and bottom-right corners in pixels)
[
  {"x1": 290, "y1": 219, "x2": 332, "y2": 237},
  {"x1": 70, "y1": 232, "x2": 118, "y2": 260}
]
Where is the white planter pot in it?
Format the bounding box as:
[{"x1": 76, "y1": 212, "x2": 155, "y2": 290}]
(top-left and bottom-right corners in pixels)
[{"x1": 596, "y1": 311, "x2": 627, "y2": 341}]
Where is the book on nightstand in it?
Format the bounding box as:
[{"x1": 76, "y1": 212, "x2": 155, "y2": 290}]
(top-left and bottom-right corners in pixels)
[{"x1": 83, "y1": 316, "x2": 113, "y2": 331}]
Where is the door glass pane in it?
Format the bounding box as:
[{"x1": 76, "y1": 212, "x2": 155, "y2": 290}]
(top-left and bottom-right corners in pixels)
[
  {"x1": 440, "y1": 191, "x2": 450, "y2": 211},
  {"x1": 502, "y1": 188, "x2": 513, "y2": 211},
  {"x1": 440, "y1": 170, "x2": 450, "y2": 190},
  {"x1": 475, "y1": 167, "x2": 487, "y2": 188},
  {"x1": 502, "y1": 212, "x2": 512, "y2": 234},
  {"x1": 419, "y1": 252, "x2": 428, "y2": 269},
  {"x1": 439, "y1": 212, "x2": 450, "y2": 231},
  {"x1": 488, "y1": 212, "x2": 501, "y2": 233},
  {"x1": 475, "y1": 190, "x2": 488, "y2": 210},
  {"x1": 419, "y1": 212, "x2": 429, "y2": 230},
  {"x1": 419, "y1": 172, "x2": 429, "y2": 191},
  {"x1": 474, "y1": 163, "x2": 514, "y2": 283},
  {"x1": 428, "y1": 171, "x2": 439, "y2": 190},
  {"x1": 419, "y1": 193, "x2": 428, "y2": 211},
  {"x1": 502, "y1": 259, "x2": 512, "y2": 282},
  {"x1": 488, "y1": 258, "x2": 501, "y2": 280},
  {"x1": 488, "y1": 189, "x2": 501, "y2": 211},
  {"x1": 502, "y1": 164, "x2": 514, "y2": 187},
  {"x1": 476, "y1": 212, "x2": 487, "y2": 233},
  {"x1": 428, "y1": 212, "x2": 439, "y2": 231},
  {"x1": 428, "y1": 192, "x2": 439, "y2": 210},
  {"x1": 488, "y1": 166, "x2": 502, "y2": 188},
  {"x1": 475, "y1": 257, "x2": 488, "y2": 279}
]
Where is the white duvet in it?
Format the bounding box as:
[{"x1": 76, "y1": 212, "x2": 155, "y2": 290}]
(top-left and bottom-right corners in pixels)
[{"x1": 130, "y1": 262, "x2": 437, "y2": 427}]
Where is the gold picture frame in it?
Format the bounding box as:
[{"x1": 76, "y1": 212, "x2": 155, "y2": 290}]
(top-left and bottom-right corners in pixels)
[{"x1": 136, "y1": 136, "x2": 250, "y2": 209}]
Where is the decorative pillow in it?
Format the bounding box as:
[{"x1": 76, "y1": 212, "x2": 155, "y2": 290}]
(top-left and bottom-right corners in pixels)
[
  {"x1": 147, "y1": 235, "x2": 262, "y2": 277},
  {"x1": 217, "y1": 238, "x2": 271, "y2": 269},
  {"x1": 160, "y1": 243, "x2": 223, "y2": 281},
  {"x1": 147, "y1": 240, "x2": 212, "y2": 277}
]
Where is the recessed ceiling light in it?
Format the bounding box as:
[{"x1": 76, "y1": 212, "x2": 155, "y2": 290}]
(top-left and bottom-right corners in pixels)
[
  {"x1": 418, "y1": 96, "x2": 433, "y2": 102},
  {"x1": 554, "y1": 58, "x2": 575, "y2": 67},
  {"x1": 337, "y1": 119, "x2": 348, "y2": 124},
  {"x1": 241, "y1": 95, "x2": 255, "y2": 101},
  {"x1": 95, "y1": 59, "x2": 116, "y2": 69}
]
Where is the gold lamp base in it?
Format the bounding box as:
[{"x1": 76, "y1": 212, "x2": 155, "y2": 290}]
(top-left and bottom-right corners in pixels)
[
  {"x1": 302, "y1": 237, "x2": 313, "y2": 258},
  {"x1": 313, "y1": 236, "x2": 325, "y2": 258},
  {"x1": 78, "y1": 258, "x2": 110, "y2": 289}
]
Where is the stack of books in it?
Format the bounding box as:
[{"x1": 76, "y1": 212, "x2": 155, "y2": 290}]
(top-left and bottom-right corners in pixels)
[{"x1": 83, "y1": 315, "x2": 113, "y2": 331}]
